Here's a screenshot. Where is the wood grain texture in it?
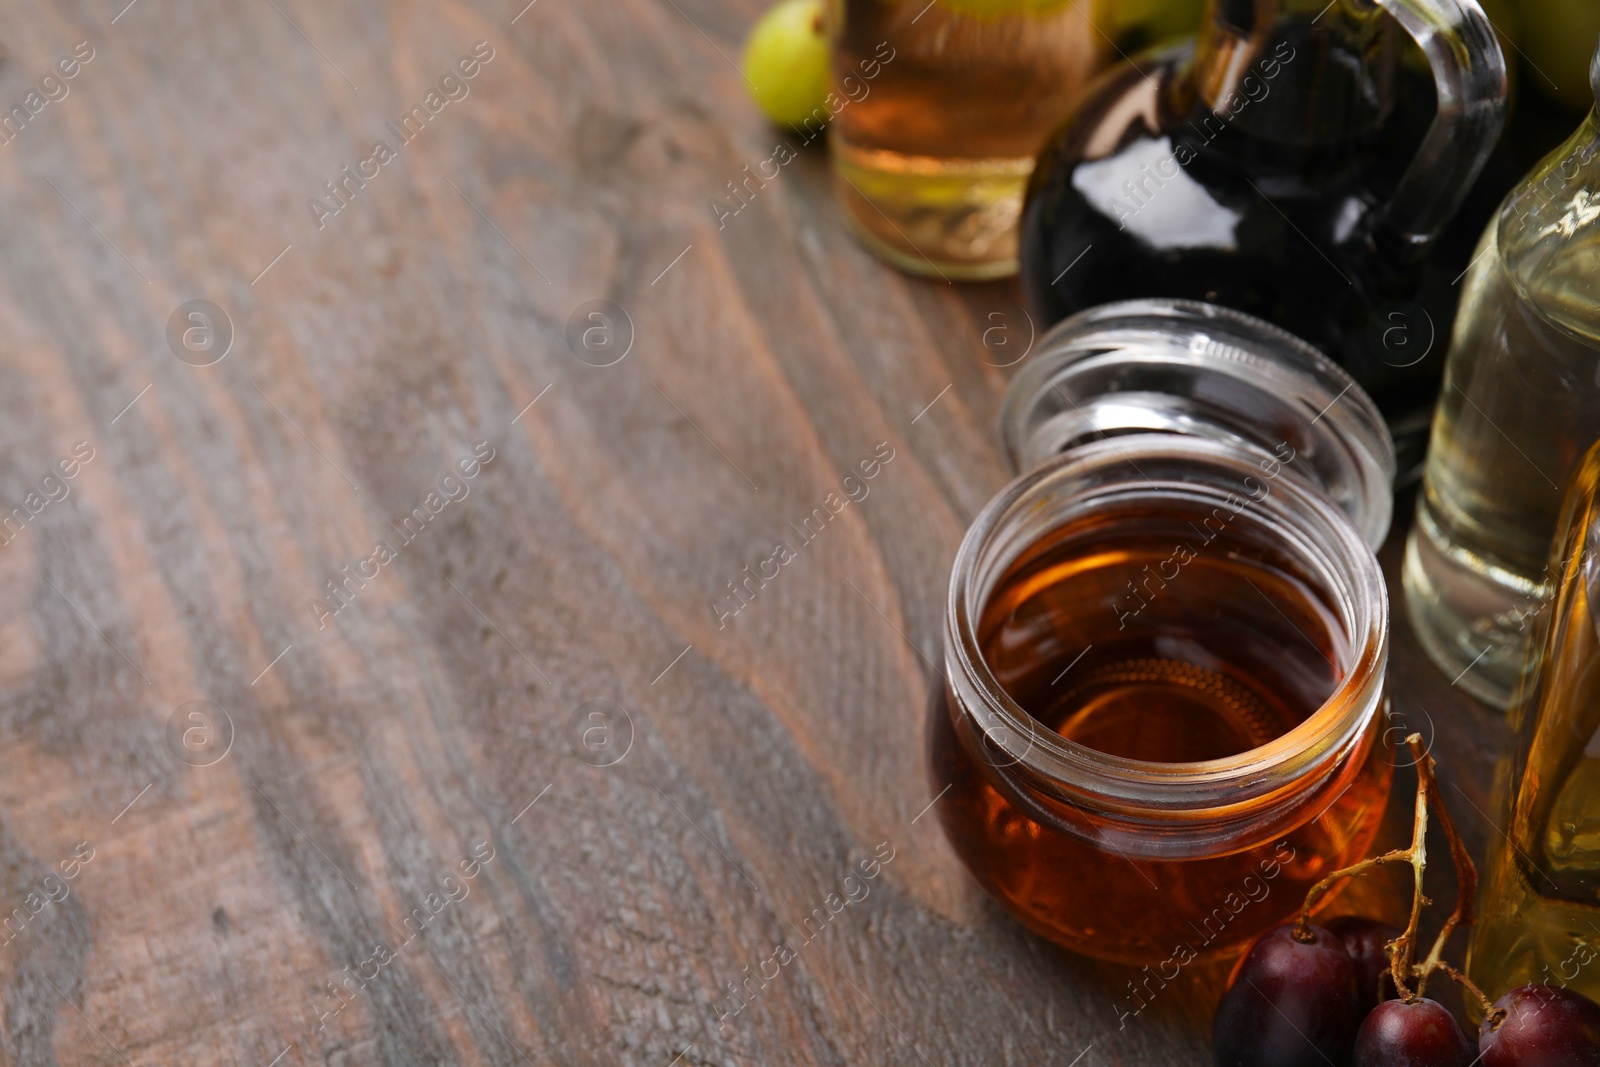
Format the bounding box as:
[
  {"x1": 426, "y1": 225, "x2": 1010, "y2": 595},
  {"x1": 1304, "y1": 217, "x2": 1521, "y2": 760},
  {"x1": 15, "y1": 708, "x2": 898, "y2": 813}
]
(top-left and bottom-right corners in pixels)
[{"x1": 0, "y1": 0, "x2": 1511, "y2": 1064}]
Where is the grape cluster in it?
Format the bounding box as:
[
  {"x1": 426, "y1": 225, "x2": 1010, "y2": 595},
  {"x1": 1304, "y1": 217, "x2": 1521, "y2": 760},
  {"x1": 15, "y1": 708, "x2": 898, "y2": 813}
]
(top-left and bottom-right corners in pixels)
[
  {"x1": 1212, "y1": 919, "x2": 1600, "y2": 1065},
  {"x1": 1214, "y1": 735, "x2": 1600, "y2": 1065}
]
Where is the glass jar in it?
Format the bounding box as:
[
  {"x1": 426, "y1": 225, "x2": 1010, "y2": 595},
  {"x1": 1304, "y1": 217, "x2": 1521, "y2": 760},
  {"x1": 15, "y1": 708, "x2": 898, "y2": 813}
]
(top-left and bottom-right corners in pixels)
[
  {"x1": 1467, "y1": 439, "x2": 1600, "y2": 1004},
  {"x1": 826, "y1": 0, "x2": 1106, "y2": 280},
  {"x1": 1404, "y1": 41, "x2": 1600, "y2": 709},
  {"x1": 929, "y1": 299, "x2": 1396, "y2": 964},
  {"x1": 1018, "y1": 0, "x2": 1507, "y2": 475}
]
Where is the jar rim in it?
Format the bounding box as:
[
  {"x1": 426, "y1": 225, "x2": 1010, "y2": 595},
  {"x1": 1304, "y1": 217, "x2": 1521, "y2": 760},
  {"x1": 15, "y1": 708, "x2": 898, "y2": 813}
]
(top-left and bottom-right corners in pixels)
[
  {"x1": 999, "y1": 299, "x2": 1396, "y2": 548},
  {"x1": 944, "y1": 435, "x2": 1389, "y2": 822}
]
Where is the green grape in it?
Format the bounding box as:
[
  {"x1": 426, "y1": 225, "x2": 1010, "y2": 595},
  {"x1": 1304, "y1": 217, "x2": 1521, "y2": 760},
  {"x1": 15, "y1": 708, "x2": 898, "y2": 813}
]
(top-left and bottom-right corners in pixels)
[{"x1": 742, "y1": 0, "x2": 830, "y2": 128}]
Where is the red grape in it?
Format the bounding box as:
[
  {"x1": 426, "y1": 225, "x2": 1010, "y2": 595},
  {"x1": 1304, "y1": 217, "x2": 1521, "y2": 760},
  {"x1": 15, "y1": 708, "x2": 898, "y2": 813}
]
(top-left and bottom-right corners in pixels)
[
  {"x1": 1212, "y1": 923, "x2": 1361, "y2": 1067},
  {"x1": 1353, "y1": 997, "x2": 1474, "y2": 1066},
  {"x1": 1478, "y1": 984, "x2": 1600, "y2": 1066},
  {"x1": 1327, "y1": 915, "x2": 1402, "y2": 1013}
]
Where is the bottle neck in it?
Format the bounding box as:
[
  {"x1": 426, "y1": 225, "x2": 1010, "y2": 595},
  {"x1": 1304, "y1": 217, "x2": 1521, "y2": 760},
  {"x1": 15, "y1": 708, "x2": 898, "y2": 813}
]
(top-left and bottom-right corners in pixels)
[
  {"x1": 1188, "y1": 0, "x2": 1398, "y2": 146},
  {"x1": 1498, "y1": 108, "x2": 1600, "y2": 344}
]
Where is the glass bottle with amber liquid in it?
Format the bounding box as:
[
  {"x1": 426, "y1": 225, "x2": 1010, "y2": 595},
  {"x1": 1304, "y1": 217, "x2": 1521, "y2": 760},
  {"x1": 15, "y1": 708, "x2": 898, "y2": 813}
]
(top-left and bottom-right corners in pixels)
[
  {"x1": 827, "y1": 0, "x2": 1107, "y2": 279},
  {"x1": 1019, "y1": 0, "x2": 1507, "y2": 472},
  {"x1": 1468, "y1": 440, "x2": 1600, "y2": 1006}
]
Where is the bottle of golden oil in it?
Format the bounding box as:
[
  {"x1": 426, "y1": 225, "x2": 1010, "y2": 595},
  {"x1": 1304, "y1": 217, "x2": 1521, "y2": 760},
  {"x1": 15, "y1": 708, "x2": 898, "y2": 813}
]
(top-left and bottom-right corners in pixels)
[
  {"x1": 826, "y1": 0, "x2": 1108, "y2": 279},
  {"x1": 1469, "y1": 439, "x2": 1600, "y2": 1006}
]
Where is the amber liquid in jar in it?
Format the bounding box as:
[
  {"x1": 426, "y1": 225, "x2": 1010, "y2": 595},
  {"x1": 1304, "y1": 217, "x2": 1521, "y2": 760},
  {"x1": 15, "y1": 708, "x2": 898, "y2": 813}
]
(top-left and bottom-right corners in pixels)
[{"x1": 930, "y1": 496, "x2": 1392, "y2": 964}]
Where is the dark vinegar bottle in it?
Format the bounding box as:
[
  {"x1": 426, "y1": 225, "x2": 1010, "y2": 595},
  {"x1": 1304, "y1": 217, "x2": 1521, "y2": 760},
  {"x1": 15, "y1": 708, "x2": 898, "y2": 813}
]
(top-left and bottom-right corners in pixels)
[{"x1": 1020, "y1": 0, "x2": 1506, "y2": 473}]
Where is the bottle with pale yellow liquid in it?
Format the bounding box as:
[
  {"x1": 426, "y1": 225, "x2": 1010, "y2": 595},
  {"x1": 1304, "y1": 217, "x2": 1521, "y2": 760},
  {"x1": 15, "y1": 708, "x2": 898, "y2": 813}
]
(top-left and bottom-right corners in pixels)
[
  {"x1": 1403, "y1": 41, "x2": 1600, "y2": 709},
  {"x1": 826, "y1": 0, "x2": 1160, "y2": 279},
  {"x1": 1468, "y1": 438, "x2": 1600, "y2": 1007}
]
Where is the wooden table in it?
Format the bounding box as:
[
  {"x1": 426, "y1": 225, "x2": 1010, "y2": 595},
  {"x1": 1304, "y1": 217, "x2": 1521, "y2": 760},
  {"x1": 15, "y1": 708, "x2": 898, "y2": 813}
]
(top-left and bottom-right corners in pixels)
[{"x1": 0, "y1": 1, "x2": 1510, "y2": 1063}]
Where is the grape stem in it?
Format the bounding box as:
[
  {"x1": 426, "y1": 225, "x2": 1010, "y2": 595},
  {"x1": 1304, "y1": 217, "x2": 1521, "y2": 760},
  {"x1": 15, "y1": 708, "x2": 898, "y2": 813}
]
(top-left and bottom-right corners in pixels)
[
  {"x1": 1434, "y1": 961, "x2": 1504, "y2": 1027},
  {"x1": 1291, "y1": 733, "x2": 1496, "y2": 1016}
]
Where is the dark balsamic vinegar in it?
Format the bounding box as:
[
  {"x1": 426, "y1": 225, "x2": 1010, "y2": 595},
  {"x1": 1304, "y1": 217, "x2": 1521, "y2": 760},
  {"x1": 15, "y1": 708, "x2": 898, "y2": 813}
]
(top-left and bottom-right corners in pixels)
[{"x1": 1020, "y1": 8, "x2": 1483, "y2": 471}]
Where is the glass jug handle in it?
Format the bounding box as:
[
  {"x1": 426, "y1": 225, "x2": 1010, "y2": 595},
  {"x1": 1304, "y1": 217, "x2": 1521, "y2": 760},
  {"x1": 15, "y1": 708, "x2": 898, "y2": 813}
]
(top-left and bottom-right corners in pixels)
[{"x1": 1368, "y1": 0, "x2": 1507, "y2": 264}]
